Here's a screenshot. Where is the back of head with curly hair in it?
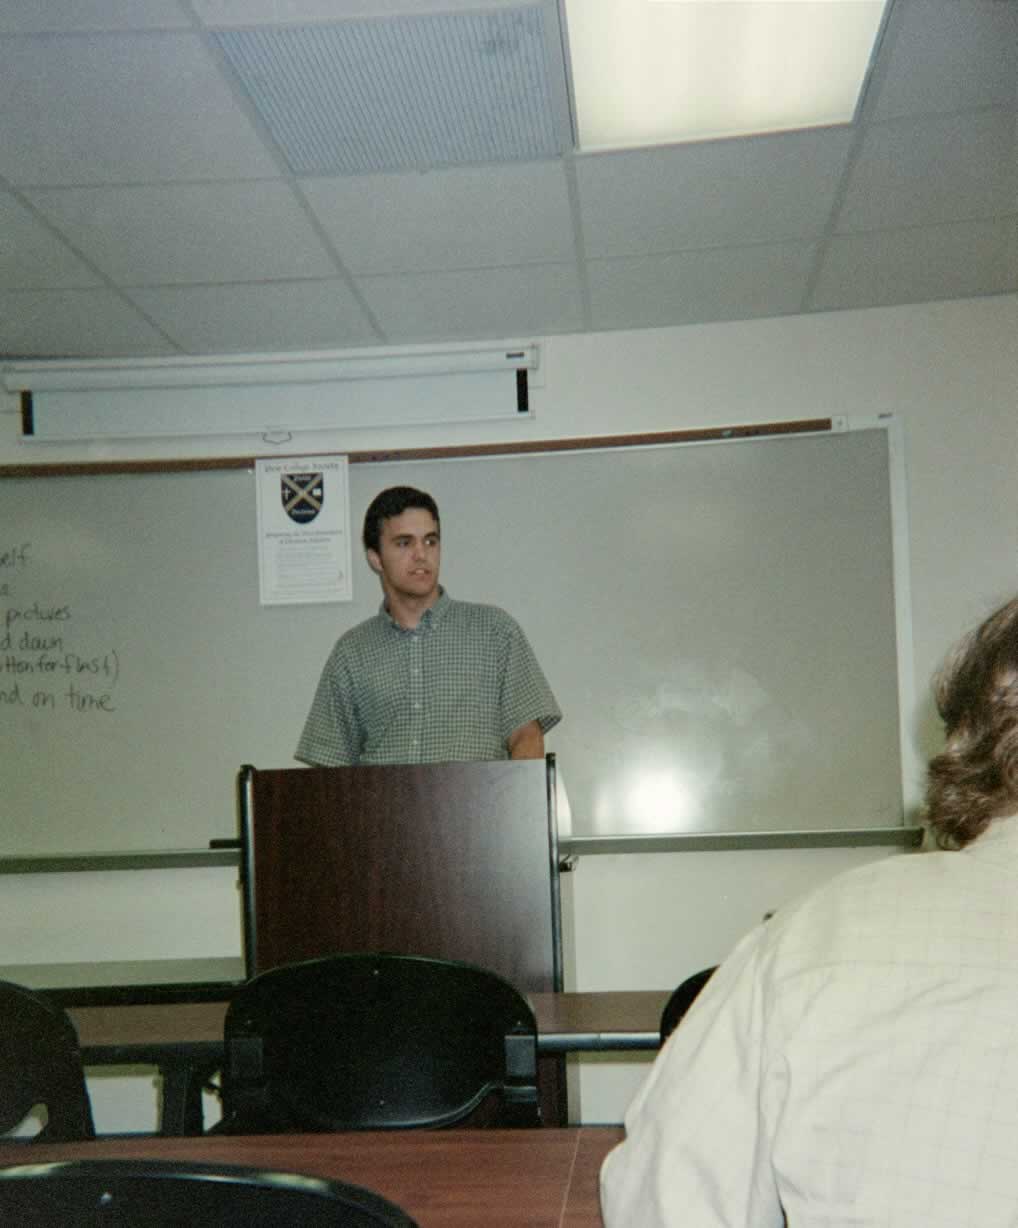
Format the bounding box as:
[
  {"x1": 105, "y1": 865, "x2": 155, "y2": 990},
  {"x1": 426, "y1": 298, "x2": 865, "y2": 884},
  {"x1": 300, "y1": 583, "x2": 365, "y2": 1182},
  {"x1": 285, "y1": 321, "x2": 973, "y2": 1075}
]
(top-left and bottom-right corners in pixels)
[{"x1": 926, "y1": 596, "x2": 1018, "y2": 849}]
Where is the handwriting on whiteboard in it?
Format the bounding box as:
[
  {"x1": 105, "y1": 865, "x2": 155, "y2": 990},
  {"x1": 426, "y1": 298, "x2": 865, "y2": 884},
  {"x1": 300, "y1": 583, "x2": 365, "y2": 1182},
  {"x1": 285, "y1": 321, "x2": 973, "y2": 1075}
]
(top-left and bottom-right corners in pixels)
[{"x1": 1, "y1": 542, "x2": 119, "y2": 716}]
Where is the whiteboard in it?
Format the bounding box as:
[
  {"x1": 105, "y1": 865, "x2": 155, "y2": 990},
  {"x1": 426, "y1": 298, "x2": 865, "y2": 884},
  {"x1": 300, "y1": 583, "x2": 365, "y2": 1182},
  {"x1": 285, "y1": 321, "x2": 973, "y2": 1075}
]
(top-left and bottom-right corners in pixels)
[{"x1": 1, "y1": 421, "x2": 907, "y2": 856}]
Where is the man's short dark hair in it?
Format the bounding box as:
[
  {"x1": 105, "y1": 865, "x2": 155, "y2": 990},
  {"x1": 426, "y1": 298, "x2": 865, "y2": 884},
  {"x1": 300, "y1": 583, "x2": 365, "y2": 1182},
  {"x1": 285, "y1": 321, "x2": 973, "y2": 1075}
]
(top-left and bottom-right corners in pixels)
[
  {"x1": 926, "y1": 595, "x2": 1018, "y2": 848},
  {"x1": 362, "y1": 486, "x2": 440, "y2": 553}
]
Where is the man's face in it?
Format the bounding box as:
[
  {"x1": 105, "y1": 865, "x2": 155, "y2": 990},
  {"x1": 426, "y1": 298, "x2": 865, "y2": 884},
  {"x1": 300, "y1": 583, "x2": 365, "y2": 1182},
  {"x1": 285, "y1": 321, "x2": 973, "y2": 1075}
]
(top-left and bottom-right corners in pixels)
[{"x1": 367, "y1": 508, "x2": 441, "y2": 605}]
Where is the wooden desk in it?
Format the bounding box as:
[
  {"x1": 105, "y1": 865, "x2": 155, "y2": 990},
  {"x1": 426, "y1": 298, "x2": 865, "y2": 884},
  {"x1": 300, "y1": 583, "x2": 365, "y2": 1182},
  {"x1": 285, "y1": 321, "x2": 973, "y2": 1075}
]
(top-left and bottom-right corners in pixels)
[
  {"x1": 66, "y1": 991, "x2": 668, "y2": 1052},
  {"x1": 0, "y1": 1128, "x2": 623, "y2": 1228},
  {"x1": 62, "y1": 990, "x2": 668, "y2": 1135},
  {"x1": 531, "y1": 991, "x2": 667, "y2": 1052}
]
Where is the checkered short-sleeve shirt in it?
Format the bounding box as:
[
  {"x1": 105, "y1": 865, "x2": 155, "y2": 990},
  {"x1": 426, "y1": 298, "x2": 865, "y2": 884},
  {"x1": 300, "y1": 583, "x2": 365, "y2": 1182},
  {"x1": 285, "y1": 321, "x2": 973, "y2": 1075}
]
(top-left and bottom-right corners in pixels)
[{"x1": 295, "y1": 590, "x2": 561, "y2": 766}]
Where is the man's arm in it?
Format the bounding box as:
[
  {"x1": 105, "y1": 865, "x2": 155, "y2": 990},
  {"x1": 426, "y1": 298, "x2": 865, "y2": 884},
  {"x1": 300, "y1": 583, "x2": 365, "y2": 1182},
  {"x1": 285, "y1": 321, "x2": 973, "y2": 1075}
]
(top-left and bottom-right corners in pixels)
[
  {"x1": 507, "y1": 719, "x2": 545, "y2": 760},
  {"x1": 499, "y1": 614, "x2": 561, "y2": 754},
  {"x1": 295, "y1": 645, "x2": 361, "y2": 766}
]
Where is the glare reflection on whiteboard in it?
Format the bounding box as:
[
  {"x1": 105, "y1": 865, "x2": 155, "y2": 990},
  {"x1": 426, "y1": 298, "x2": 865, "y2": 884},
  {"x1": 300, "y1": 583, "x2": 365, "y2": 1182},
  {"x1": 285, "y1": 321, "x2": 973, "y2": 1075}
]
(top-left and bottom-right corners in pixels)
[
  {"x1": 594, "y1": 764, "x2": 706, "y2": 834},
  {"x1": 626, "y1": 770, "x2": 700, "y2": 832}
]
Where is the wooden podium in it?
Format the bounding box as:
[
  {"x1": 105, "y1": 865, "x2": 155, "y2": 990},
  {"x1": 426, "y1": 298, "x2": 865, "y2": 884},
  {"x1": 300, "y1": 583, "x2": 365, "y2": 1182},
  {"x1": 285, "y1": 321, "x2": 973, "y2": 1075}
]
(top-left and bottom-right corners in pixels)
[{"x1": 236, "y1": 756, "x2": 566, "y2": 1122}]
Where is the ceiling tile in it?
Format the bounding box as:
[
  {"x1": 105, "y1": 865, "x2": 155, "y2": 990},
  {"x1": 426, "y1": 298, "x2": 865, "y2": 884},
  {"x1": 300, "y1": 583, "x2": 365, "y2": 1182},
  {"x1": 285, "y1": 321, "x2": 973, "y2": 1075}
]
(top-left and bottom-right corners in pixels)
[
  {"x1": 576, "y1": 128, "x2": 855, "y2": 258},
  {"x1": 128, "y1": 280, "x2": 380, "y2": 353},
  {"x1": 358, "y1": 263, "x2": 583, "y2": 343},
  {"x1": 837, "y1": 109, "x2": 1017, "y2": 233},
  {"x1": 192, "y1": 1, "x2": 539, "y2": 26},
  {"x1": 0, "y1": 1, "x2": 189, "y2": 32},
  {"x1": 0, "y1": 193, "x2": 102, "y2": 290},
  {"x1": 813, "y1": 218, "x2": 1018, "y2": 312},
  {"x1": 0, "y1": 2, "x2": 189, "y2": 33},
  {"x1": 588, "y1": 242, "x2": 817, "y2": 331},
  {"x1": 870, "y1": 0, "x2": 1018, "y2": 120},
  {"x1": 211, "y1": 7, "x2": 564, "y2": 175},
  {"x1": 0, "y1": 32, "x2": 279, "y2": 186},
  {"x1": 0, "y1": 289, "x2": 177, "y2": 358},
  {"x1": 302, "y1": 162, "x2": 574, "y2": 274},
  {"x1": 26, "y1": 183, "x2": 337, "y2": 285}
]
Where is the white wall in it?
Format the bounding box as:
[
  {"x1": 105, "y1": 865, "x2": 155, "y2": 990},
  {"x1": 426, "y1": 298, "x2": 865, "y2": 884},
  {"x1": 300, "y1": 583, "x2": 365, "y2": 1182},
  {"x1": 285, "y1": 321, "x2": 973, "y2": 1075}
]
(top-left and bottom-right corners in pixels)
[{"x1": 4, "y1": 293, "x2": 1016, "y2": 1126}]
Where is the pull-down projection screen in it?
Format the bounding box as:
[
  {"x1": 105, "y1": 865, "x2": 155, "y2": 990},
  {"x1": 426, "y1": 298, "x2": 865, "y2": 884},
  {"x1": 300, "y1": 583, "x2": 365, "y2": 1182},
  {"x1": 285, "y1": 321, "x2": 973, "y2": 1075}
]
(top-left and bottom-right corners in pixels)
[{"x1": 0, "y1": 418, "x2": 912, "y2": 858}]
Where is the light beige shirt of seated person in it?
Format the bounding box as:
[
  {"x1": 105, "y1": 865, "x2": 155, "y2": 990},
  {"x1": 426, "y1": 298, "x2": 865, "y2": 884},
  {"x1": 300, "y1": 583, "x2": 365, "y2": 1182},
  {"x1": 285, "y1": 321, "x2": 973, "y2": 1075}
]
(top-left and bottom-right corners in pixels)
[{"x1": 600, "y1": 815, "x2": 1018, "y2": 1228}]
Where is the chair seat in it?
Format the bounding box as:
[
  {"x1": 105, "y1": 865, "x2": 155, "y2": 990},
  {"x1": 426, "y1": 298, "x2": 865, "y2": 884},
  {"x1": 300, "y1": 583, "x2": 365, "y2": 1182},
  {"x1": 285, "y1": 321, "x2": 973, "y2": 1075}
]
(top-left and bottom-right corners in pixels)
[{"x1": 0, "y1": 1158, "x2": 417, "y2": 1226}]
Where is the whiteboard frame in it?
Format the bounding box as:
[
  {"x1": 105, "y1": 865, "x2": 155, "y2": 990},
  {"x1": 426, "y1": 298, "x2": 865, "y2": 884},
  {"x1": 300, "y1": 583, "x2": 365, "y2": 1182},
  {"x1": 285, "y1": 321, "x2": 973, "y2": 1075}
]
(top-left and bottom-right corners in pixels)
[{"x1": 0, "y1": 413, "x2": 919, "y2": 869}]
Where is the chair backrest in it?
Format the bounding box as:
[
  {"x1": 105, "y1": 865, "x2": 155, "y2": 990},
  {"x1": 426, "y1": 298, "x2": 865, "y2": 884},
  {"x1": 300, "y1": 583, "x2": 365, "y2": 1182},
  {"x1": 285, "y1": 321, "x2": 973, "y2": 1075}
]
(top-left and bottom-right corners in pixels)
[
  {"x1": 220, "y1": 952, "x2": 540, "y2": 1132},
  {"x1": 0, "y1": 1159, "x2": 418, "y2": 1226},
  {"x1": 0, "y1": 980, "x2": 95, "y2": 1142},
  {"x1": 659, "y1": 966, "x2": 717, "y2": 1044}
]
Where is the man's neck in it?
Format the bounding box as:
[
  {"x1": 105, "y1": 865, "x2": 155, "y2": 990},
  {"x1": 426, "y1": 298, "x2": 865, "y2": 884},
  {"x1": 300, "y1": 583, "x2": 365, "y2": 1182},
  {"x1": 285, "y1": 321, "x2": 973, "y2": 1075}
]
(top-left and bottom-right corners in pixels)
[{"x1": 384, "y1": 588, "x2": 440, "y2": 631}]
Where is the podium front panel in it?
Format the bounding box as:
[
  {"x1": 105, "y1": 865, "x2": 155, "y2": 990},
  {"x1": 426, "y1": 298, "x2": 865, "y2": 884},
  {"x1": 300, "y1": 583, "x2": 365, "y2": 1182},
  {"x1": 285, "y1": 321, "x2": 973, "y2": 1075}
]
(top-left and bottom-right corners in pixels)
[{"x1": 238, "y1": 759, "x2": 562, "y2": 995}]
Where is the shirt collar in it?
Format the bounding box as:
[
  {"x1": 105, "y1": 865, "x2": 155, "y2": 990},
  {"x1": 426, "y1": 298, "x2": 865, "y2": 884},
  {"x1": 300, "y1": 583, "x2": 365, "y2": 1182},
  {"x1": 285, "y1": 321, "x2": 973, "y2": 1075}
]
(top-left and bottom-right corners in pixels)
[
  {"x1": 960, "y1": 812, "x2": 1018, "y2": 867},
  {"x1": 379, "y1": 587, "x2": 449, "y2": 631}
]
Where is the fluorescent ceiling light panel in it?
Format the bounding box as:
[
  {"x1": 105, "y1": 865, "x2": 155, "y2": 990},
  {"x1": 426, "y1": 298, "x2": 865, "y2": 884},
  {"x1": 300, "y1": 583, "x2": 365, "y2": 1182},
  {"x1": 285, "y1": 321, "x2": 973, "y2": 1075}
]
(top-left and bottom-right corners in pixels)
[{"x1": 565, "y1": 0, "x2": 890, "y2": 151}]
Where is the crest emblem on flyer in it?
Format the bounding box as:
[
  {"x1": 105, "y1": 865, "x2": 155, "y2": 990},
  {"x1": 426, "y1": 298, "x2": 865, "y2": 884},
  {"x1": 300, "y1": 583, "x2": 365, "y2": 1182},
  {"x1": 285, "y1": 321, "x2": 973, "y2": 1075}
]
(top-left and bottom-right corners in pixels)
[{"x1": 281, "y1": 472, "x2": 324, "y2": 524}]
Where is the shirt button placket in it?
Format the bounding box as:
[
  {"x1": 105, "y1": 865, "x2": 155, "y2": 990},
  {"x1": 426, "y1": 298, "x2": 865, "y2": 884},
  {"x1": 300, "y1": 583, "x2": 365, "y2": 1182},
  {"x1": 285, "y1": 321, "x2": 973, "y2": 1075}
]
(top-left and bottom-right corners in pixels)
[{"x1": 409, "y1": 633, "x2": 423, "y2": 761}]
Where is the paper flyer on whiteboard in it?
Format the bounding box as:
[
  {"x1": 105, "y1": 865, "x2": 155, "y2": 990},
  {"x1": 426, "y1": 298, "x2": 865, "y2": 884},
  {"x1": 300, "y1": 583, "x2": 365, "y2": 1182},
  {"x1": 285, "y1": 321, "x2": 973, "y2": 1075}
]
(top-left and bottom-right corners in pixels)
[{"x1": 255, "y1": 456, "x2": 352, "y2": 605}]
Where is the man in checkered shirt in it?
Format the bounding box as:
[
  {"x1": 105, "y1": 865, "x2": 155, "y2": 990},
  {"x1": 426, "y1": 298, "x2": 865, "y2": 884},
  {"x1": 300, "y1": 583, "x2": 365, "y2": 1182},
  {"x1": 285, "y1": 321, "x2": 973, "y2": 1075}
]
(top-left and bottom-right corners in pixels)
[{"x1": 296, "y1": 485, "x2": 561, "y2": 767}]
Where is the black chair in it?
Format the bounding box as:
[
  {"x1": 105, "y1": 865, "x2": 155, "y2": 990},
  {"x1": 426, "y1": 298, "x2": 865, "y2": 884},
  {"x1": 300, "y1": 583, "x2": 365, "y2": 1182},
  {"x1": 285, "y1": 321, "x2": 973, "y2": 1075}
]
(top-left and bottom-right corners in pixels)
[
  {"x1": 218, "y1": 952, "x2": 540, "y2": 1133},
  {"x1": 659, "y1": 966, "x2": 717, "y2": 1044},
  {"x1": 0, "y1": 1159, "x2": 417, "y2": 1226},
  {"x1": 0, "y1": 980, "x2": 95, "y2": 1142}
]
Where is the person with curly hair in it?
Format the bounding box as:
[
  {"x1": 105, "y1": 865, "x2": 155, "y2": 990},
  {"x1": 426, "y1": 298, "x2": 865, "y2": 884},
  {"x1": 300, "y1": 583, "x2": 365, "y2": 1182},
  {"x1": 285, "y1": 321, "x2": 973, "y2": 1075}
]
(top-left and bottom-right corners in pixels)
[
  {"x1": 601, "y1": 595, "x2": 1018, "y2": 1227},
  {"x1": 925, "y1": 596, "x2": 1018, "y2": 849}
]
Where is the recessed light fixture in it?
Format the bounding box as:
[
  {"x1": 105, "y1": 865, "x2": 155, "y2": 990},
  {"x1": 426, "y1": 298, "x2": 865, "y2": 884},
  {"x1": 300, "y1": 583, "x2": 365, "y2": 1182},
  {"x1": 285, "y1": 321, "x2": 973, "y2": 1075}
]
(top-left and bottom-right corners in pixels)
[{"x1": 563, "y1": 0, "x2": 890, "y2": 151}]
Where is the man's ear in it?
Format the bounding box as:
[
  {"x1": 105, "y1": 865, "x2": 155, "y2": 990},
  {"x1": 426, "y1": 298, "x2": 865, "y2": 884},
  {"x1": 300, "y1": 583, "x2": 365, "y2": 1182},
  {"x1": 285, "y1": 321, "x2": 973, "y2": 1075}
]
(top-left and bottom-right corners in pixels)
[{"x1": 366, "y1": 549, "x2": 381, "y2": 575}]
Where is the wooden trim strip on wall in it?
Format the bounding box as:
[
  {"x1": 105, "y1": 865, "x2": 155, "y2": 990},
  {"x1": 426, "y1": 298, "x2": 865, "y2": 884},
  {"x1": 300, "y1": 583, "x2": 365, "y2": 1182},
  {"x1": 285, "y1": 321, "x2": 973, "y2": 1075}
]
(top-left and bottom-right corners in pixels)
[{"x1": 0, "y1": 418, "x2": 834, "y2": 479}]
